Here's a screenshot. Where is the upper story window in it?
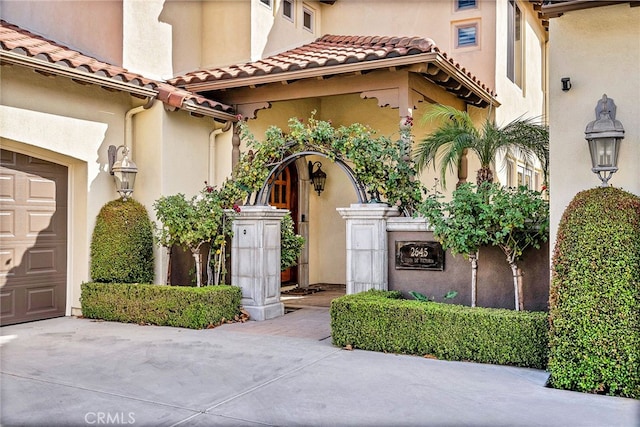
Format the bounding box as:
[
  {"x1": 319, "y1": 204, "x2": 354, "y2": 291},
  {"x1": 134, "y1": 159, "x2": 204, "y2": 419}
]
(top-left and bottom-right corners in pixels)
[
  {"x1": 507, "y1": 0, "x2": 523, "y2": 88},
  {"x1": 456, "y1": 23, "x2": 478, "y2": 48},
  {"x1": 260, "y1": 0, "x2": 272, "y2": 9},
  {"x1": 456, "y1": 0, "x2": 477, "y2": 11},
  {"x1": 282, "y1": 0, "x2": 294, "y2": 21},
  {"x1": 303, "y1": 6, "x2": 314, "y2": 32}
]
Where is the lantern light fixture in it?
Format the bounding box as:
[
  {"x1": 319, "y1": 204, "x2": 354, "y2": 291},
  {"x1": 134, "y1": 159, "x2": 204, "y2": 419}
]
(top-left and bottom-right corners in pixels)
[
  {"x1": 108, "y1": 145, "x2": 138, "y2": 200},
  {"x1": 308, "y1": 160, "x2": 327, "y2": 196},
  {"x1": 584, "y1": 95, "x2": 624, "y2": 187}
]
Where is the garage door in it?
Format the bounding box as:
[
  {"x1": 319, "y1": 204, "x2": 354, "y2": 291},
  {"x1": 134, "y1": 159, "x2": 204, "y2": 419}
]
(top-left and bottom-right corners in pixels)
[{"x1": 0, "y1": 149, "x2": 67, "y2": 325}]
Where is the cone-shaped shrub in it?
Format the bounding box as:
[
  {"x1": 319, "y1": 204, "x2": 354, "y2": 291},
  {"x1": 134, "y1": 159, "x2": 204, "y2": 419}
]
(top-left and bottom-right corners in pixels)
[
  {"x1": 90, "y1": 198, "x2": 155, "y2": 283},
  {"x1": 549, "y1": 187, "x2": 640, "y2": 398}
]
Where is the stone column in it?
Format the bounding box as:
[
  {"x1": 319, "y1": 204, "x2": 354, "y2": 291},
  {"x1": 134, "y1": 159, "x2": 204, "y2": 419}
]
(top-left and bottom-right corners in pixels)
[
  {"x1": 231, "y1": 206, "x2": 288, "y2": 321},
  {"x1": 336, "y1": 203, "x2": 400, "y2": 294}
]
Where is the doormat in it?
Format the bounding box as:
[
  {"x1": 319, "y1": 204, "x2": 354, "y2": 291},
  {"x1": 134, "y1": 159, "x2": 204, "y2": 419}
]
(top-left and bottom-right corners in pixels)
[{"x1": 281, "y1": 286, "x2": 323, "y2": 296}]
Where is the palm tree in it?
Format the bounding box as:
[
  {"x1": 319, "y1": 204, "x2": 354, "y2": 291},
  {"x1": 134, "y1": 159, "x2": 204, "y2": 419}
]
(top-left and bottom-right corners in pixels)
[{"x1": 414, "y1": 105, "x2": 549, "y2": 188}]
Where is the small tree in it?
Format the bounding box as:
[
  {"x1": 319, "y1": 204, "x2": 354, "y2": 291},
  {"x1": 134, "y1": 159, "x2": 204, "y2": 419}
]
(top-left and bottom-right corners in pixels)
[
  {"x1": 484, "y1": 184, "x2": 549, "y2": 311},
  {"x1": 154, "y1": 183, "x2": 239, "y2": 287},
  {"x1": 418, "y1": 182, "x2": 491, "y2": 307}
]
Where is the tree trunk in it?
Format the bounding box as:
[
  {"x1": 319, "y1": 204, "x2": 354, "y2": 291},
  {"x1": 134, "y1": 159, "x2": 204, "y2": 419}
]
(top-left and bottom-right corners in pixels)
[
  {"x1": 476, "y1": 166, "x2": 494, "y2": 187},
  {"x1": 192, "y1": 246, "x2": 202, "y2": 287},
  {"x1": 207, "y1": 242, "x2": 214, "y2": 286},
  {"x1": 469, "y1": 252, "x2": 478, "y2": 307},
  {"x1": 508, "y1": 262, "x2": 524, "y2": 311},
  {"x1": 166, "y1": 246, "x2": 172, "y2": 285}
]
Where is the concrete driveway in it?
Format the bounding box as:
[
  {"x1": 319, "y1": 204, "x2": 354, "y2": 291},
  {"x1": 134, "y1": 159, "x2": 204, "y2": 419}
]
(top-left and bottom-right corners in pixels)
[{"x1": 1, "y1": 309, "x2": 638, "y2": 426}]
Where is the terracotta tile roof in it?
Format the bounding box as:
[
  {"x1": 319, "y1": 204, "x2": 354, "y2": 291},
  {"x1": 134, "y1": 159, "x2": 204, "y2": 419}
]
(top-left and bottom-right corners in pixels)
[
  {"x1": 170, "y1": 34, "x2": 496, "y2": 106},
  {"x1": 171, "y1": 35, "x2": 439, "y2": 86},
  {"x1": 0, "y1": 20, "x2": 236, "y2": 120}
]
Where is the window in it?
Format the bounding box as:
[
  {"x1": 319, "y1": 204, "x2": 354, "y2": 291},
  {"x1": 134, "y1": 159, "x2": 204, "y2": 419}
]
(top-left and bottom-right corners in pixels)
[
  {"x1": 517, "y1": 164, "x2": 534, "y2": 189},
  {"x1": 260, "y1": 0, "x2": 272, "y2": 8},
  {"x1": 456, "y1": 0, "x2": 476, "y2": 11},
  {"x1": 507, "y1": 0, "x2": 523, "y2": 87},
  {"x1": 303, "y1": 6, "x2": 314, "y2": 32},
  {"x1": 456, "y1": 23, "x2": 478, "y2": 48},
  {"x1": 282, "y1": 0, "x2": 294, "y2": 21},
  {"x1": 506, "y1": 159, "x2": 515, "y2": 187}
]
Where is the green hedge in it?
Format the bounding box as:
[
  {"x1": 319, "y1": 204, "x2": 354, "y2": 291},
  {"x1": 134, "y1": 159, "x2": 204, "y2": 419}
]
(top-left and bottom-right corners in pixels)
[
  {"x1": 81, "y1": 283, "x2": 242, "y2": 329},
  {"x1": 549, "y1": 187, "x2": 640, "y2": 398},
  {"x1": 90, "y1": 199, "x2": 155, "y2": 284},
  {"x1": 331, "y1": 290, "x2": 548, "y2": 368}
]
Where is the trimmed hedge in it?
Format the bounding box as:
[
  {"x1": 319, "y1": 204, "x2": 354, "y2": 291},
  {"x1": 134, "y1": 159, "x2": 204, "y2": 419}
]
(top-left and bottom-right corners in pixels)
[
  {"x1": 331, "y1": 290, "x2": 548, "y2": 368},
  {"x1": 549, "y1": 187, "x2": 640, "y2": 398},
  {"x1": 90, "y1": 199, "x2": 155, "y2": 283},
  {"x1": 81, "y1": 283, "x2": 242, "y2": 329}
]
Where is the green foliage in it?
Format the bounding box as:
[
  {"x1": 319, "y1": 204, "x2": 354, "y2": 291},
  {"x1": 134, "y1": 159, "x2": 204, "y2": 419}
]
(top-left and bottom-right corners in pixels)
[
  {"x1": 409, "y1": 290, "x2": 458, "y2": 302},
  {"x1": 330, "y1": 290, "x2": 548, "y2": 368},
  {"x1": 415, "y1": 104, "x2": 549, "y2": 187},
  {"x1": 418, "y1": 182, "x2": 491, "y2": 258},
  {"x1": 90, "y1": 199, "x2": 154, "y2": 283},
  {"x1": 154, "y1": 183, "x2": 239, "y2": 252},
  {"x1": 548, "y1": 187, "x2": 640, "y2": 398},
  {"x1": 154, "y1": 183, "x2": 240, "y2": 286},
  {"x1": 280, "y1": 213, "x2": 305, "y2": 271},
  {"x1": 231, "y1": 113, "x2": 425, "y2": 214},
  {"x1": 484, "y1": 184, "x2": 549, "y2": 265},
  {"x1": 80, "y1": 282, "x2": 242, "y2": 329}
]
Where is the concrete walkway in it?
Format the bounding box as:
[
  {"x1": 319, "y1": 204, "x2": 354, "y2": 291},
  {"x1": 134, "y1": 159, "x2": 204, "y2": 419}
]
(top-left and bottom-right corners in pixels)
[{"x1": 1, "y1": 311, "x2": 638, "y2": 427}]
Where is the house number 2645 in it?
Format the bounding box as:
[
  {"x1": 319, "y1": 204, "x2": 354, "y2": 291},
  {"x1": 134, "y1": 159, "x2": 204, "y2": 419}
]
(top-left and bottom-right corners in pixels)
[{"x1": 411, "y1": 247, "x2": 430, "y2": 258}]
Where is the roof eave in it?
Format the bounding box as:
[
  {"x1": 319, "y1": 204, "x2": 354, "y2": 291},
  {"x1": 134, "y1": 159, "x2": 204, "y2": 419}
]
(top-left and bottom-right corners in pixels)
[
  {"x1": 183, "y1": 52, "x2": 497, "y2": 108},
  {"x1": 541, "y1": 1, "x2": 631, "y2": 18},
  {"x1": 1, "y1": 50, "x2": 157, "y2": 98},
  {"x1": 1, "y1": 50, "x2": 237, "y2": 123},
  {"x1": 181, "y1": 101, "x2": 238, "y2": 122}
]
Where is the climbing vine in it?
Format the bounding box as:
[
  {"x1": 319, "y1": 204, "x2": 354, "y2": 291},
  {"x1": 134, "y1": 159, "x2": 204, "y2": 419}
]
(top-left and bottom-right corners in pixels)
[{"x1": 230, "y1": 113, "x2": 425, "y2": 215}]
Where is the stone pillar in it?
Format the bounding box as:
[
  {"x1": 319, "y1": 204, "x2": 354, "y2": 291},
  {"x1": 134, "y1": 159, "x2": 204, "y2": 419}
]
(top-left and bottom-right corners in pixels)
[
  {"x1": 336, "y1": 203, "x2": 400, "y2": 294},
  {"x1": 231, "y1": 206, "x2": 288, "y2": 321}
]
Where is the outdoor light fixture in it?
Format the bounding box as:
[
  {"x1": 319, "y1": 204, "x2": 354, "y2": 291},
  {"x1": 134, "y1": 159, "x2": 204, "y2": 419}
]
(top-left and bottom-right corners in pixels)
[
  {"x1": 308, "y1": 161, "x2": 327, "y2": 196},
  {"x1": 108, "y1": 145, "x2": 138, "y2": 200},
  {"x1": 561, "y1": 77, "x2": 571, "y2": 92},
  {"x1": 585, "y1": 94, "x2": 625, "y2": 187}
]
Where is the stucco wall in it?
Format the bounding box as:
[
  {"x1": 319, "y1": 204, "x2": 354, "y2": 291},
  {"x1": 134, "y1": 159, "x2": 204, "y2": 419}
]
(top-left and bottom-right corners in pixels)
[
  {"x1": 320, "y1": 0, "x2": 496, "y2": 88},
  {"x1": 388, "y1": 229, "x2": 550, "y2": 311},
  {"x1": 548, "y1": 4, "x2": 640, "y2": 249}
]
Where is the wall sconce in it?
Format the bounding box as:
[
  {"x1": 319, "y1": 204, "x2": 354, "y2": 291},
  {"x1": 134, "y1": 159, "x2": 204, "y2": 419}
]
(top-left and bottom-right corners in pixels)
[
  {"x1": 308, "y1": 161, "x2": 327, "y2": 196},
  {"x1": 585, "y1": 94, "x2": 624, "y2": 187},
  {"x1": 561, "y1": 77, "x2": 572, "y2": 92},
  {"x1": 108, "y1": 145, "x2": 138, "y2": 200}
]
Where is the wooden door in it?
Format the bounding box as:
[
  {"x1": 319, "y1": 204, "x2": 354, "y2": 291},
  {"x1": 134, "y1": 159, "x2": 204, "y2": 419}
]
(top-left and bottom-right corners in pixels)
[{"x1": 269, "y1": 164, "x2": 298, "y2": 284}]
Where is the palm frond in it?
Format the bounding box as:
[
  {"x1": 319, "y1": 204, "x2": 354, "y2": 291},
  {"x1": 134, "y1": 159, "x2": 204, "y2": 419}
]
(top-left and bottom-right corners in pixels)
[{"x1": 415, "y1": 105, "x2": 478, "y2": 187}]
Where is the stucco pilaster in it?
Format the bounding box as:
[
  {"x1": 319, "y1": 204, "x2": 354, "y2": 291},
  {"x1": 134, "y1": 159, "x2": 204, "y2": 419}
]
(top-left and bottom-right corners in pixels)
[
  {"x1": 337, "y1": 203, "x2": 400, "y2": 295},
  {"x1": 231, "y1": 206, "x2": 289, "y2": 321}
]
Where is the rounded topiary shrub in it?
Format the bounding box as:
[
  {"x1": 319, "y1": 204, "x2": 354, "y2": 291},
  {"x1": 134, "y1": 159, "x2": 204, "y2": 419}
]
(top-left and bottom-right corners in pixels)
[
  {"x1": 90, "y1": 198, "x2": 155, "y2": 283},
  {"x1": 549, "y1": 187, "x2": 640, "y2": 398}
]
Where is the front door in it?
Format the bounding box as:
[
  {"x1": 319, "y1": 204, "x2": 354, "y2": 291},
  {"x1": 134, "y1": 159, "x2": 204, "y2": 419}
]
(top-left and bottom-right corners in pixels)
[{"x1": 269, "y1": 164, "x2": 298, "y2": 284}]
